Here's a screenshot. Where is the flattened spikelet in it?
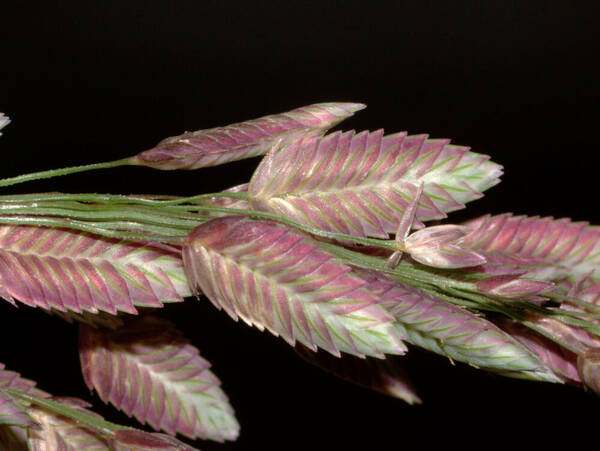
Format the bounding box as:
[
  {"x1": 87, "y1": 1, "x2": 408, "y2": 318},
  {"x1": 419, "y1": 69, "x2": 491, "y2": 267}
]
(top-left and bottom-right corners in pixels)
[
  {"x1": 0, "y1": 225, "x2": 191, "y2": 314},
  {"x1": 250, "y1": 130, "x2": 502, "y2": 238},
  {"x1": 79, "y1": 317, "x2": 239, "y2": 442},
  {"x1": 183, "y1": 216, "x2": 407, "y2": 358},
  {"x1": 133, "y1": 103, "x2": 365, "y2": 170}
]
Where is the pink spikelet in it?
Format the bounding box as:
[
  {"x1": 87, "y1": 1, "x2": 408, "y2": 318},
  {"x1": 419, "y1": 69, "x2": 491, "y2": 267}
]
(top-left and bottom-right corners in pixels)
[
  {"x1": 403, "y1": 225, "x2": 487, "y2": 268},
  {"x1": 0, "y1": 225, "x2": 191, "y2": 314},
  {"x1": 295, "y1": 344, "x2": 421, "y2": 404},
  {"x1": 0, "y1": 113, "x2": 9, "y2": 135},
  {"x1": 577, "y1": 349, "x2": 600, "y2": 395},
  {"x1": 250, "y1": 129, "x2": 502, "y2": 238},
  {"x1": 0, "y1": 391, "x2": 38, "y2": 429},
  {"x1": 183, "y1": 216, "x2": 407, "y2": 358},
  {"x1": 497, "y1": 319, "x2": 580, "y2": 383},
  {"x1": 387, "y1": 184, "x2": 486, "y2": 269},
  {"x1": 474, "y1": 275, "x2": 554, "y2": 300},
  {"x1": 353, "y1": 269, "x2": 560, "y2": 381},
  {"x1": 132, "y1": 103, "x2": 365, "y2": 170},
  {"x1": 462, "y1": 213, "x2": 600, "y2": 285},
  {"x1": 78, "y1": 316, "x2": 239, "y2": 442}
]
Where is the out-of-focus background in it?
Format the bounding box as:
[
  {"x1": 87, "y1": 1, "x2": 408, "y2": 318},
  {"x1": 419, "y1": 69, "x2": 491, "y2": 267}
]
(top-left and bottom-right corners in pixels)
[{"x1": 1, "y1": 2, "x2": 599, "y2": 449}]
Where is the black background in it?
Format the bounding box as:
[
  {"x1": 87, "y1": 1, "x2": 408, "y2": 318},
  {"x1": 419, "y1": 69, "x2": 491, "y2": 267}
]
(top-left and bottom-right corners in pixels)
[{"x1": 1, "y1": 2, "x2": 599, "y2": 450}]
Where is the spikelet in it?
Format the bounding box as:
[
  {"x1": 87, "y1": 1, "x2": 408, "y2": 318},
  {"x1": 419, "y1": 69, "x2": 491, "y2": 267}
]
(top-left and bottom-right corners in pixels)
[
  {"x1": 497, "y1": 319, "x2": 580, "y2": 383},
  {"x1": 577, "y1": 349, "x2": 600, "y2": 395},
  {"x1": 295, "y1": 344, "x2": 421, "y2": 404},
  {"x1": 355, "y1": 269, "x2": 561, "y2": 381},
  {"x1": 26, "y1": 397, "x2": 112, "y2": 450},
  {"x1": 0, "y1": 113, "x2": 9, "y2": 135},
  {"x1": 250, "y1": 129, "x2": 502, "y2": 238},
  {"x1": 132, "y1": 103, "x2": 365, "y2": 170},
  {"x1": 0, "y1": 362, "x2": 46, "y2": 449},
  {"x1": 403, "y1": 225, "x2": 486, "y2": 268},
  {"x1": 0, "y1": 225, "x2": 191, "y2": 315},
  {"x1": 0, "y1": 390, "x2": 37, "y2": 429},
  {"x1": 25, "y1": 397, "x2": 199, "y2": 451},
  {"x1": 462, "y1": 213, "x2": 600, "y2": 285},
  {"x1": 183, "y1": 216, "x2": 407, "y2": 358},
  {"x1": 79, "y1": 317, "x2": 239, "y2": 442}
]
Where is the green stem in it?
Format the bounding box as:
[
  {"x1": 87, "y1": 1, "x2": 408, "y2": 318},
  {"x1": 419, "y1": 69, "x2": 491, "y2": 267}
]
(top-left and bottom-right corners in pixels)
[
  {"x1": 0, "y1": 204, "x2": 201, "y2": 229},
  {"x1": 445, "y1": 286, "x2": 510, "y2": 314},
  {"x1": 0, "y1": 158, "x2": 132, "y2": 188},
  {"x1": 4, "y1": 388, "x2": 128, "y2": 434},
  {"x1": 420, "y1": 287, "x2": 488, "y2": 310},
  {"x1": 317, "y1": 240, "x2": 476, "y2": 290},
  {"x1": 220, "y1": 206, "x2": 397, "y2": 249},
  {"x1": 0, "y1": 215, "x2": 184, "y2": 242},
  {"x1": 0, "y1": 197, "x2": 397, "y2": 248},
  {"x1": 0, "y1": 191, "x2": 250, "y2": 205}
]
